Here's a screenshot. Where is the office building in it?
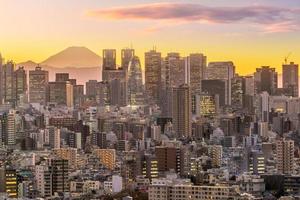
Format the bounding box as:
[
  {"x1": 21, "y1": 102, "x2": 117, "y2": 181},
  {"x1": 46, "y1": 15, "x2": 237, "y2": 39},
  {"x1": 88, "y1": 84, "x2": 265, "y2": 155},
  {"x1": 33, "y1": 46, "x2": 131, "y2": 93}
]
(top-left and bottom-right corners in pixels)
[
  {"x1": 276, "y1": 138, "x2": 294, "y2": 174},
  {"x1": 155, "y1": 146, "x2": 183, "y2": 175},
  {"x1": 2, "y1": 61, "x2": 15, "y2": 104},
  {"x1": 48, "y1": 81, "x2": 73, "y2": 107},
  {"x1": 254, "y1": 66, "x2": 278, "y2": 95},
  {"x1": 93, "y1": 149, "x2": 116, "y2": 170},
  {"x1": 283, "y1": 62, "x2": 298, "y2": 97},
  {"x1": 121, "y1": 48, "x2": 135, "y2": 71},
  {"x1": 14, "y1": 66, "x2": 27, "y2": 105},
  {"x1": 128, "y1": 56, "x2": 144, "y2": 105},
  {"x1": 145, "y1": 50, "x2": 162, "y2": 103},
  {"x1": 202, "y1": 79, "x2": 227, "y2": 106},
  {"x1": 172, "y1": 84, "x2": 192, "y2": 138},
  {"x1": 188, "y1": 53, "x2": 206, "y2": 95},
  {"x1": 29, "y1": 66, "x2": 49, "y2": 104}
]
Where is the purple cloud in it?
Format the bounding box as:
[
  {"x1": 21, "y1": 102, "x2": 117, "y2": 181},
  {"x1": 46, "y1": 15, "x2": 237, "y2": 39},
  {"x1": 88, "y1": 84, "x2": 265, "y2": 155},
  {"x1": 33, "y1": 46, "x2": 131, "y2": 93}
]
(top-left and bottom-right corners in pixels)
[{"x1": 87, "y1": 3, "x2": 299, "y2": 24}]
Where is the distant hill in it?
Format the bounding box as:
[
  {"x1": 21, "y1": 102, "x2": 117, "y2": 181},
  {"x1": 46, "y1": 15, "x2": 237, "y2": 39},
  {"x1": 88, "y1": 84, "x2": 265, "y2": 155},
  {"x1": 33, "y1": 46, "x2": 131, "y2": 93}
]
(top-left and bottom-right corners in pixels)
[
  {"x1": 41, "y1": 46, "x2": 101, "y2": 68},
  {"x1": 17, "y1": 47, "x2": 102, "y2": 85}
]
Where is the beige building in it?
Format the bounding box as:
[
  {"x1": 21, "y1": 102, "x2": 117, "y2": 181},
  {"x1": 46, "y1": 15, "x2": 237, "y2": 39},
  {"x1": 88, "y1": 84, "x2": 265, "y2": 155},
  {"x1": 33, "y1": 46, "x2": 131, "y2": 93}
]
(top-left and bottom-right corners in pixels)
[
  {"x1": 93, "y1": 149, "x2": 116, "y2": 170},
  {"x1": 53, "y1": 148, "x2": 77, "y2": 169},
  {"x1": 276, "y1": 138, "x2": 294, "y2": 174},
  {"x1": 148, "y1": 178, "x2": 241, "y2": 200}
]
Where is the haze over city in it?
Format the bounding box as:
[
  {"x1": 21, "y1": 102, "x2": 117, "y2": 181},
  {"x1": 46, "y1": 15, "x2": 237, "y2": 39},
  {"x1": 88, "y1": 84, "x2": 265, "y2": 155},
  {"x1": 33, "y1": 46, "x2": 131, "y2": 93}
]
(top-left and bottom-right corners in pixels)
[{"x1": 1, "y1": 0, "x2": 300, "y2": 75}]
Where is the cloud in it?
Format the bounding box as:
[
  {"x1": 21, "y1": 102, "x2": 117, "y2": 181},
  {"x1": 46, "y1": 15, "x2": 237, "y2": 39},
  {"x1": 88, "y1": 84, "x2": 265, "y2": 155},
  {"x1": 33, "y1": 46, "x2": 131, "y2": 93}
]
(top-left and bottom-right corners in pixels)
[{"x1": 88, "y1": 3, "x2": 298, "y2": 24}]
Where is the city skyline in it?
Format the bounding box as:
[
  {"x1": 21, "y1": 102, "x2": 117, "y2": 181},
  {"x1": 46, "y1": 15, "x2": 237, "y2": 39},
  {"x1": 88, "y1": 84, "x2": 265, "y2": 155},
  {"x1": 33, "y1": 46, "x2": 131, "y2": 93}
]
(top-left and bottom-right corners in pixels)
[{"x1": 1, "y1": 0, "x2": 300, "y2": 75}]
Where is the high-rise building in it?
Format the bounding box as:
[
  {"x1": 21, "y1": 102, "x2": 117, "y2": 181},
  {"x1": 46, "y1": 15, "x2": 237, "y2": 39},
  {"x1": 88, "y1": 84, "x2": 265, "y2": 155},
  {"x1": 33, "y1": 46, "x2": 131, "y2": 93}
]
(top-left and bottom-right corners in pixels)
[
  {"x1": 93, "y1": 149, "x2": 116, "y2": 170},
  {"x1": 7, "y1": 109, "x2": 16, "y2": 147},
  {"x1": 0, "y1": 53, "x2": 3, "y2": 104},
  {"x1": 145, "y1": 50, "x2": 162, "y2": 104},
  {"x1": 0, "y1": 167, "x2": 18, "y2": 198},
  {"x1": 164, "y1": 53, "x2": 186, "y2": 88},
  {"x1": 51, "y1": 159, "x2": 69, "y2": 194},
  {"x1": 172, "y1": 84, "x2": 192, "y2": 138},
  {"x1": 121, "y1": 48, "x2": 135, "y2": 71},
  {"x1": 231, "y1": 76, "x2": 245, "y2": 109},
  {"x1": 2, "y1": 61, "x2": 15, "y2": 105},
  {"x1": 48, "y1": 81, "x2": 73, "y2": 107},
  {"x1": 73, "y1": 85, "x2": 84, "y2": 107},
  {"x1": 109, "y1": 79, "x2": 127, "y2": 106},
  {"x1": 208, "y1": 145, "x2": 223, "y2": 168},
  {"x1": 55, "y1": 73, "x2": 69, "y2": 82},
  {"x1": 54, "y1": 148, "x2": 77, "y2": 168},
  {"x1": 195, "y1": 93, "x2": 219, "y2": 117},
  {"x1": 202, "y1": 79, "x2": 228, "y2": 106},
  {"x1": 29, "y1": 66, "x2": 49, "y2": 104},
  {"x1": 47, "y1": 126, "x2": 61, "y2": 149},
  {"x1": 283, "y1": 62, "x2": 298, "y2": 97},
  {"x1": 188, "y1": 53, "x2": 207, "y2": 95},
  {"x1": 14, "y1": 66, "x2": 27, "y2": 104},
  {"x1": 276, "y1": 138, "x2": 294, "y2": 175},
  {"x1": 128, "y1": 56, "x2": 144, "y2": 105},
  {"x1": 254, "y1": 66, "x2": 278, "y2": 95},
  {"x1": 103, "y1": 49, "x2": 117, "y2": 70},
  {"x1": 205, "y1": 61, "x2": 235, "y2": 105},
  {"x1": 155, "y1": 146, "x2": 183, "y2": 175},
  {"x1": 86, "y1": 80, "x2": 98, "y2": 98}
]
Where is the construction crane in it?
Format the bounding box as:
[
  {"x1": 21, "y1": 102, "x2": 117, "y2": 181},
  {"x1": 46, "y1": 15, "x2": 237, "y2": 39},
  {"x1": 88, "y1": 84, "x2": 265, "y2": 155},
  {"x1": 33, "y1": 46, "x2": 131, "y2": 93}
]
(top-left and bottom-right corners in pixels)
[{"x1": 284, "y1": 52, "x2": 292, "y2": 64}]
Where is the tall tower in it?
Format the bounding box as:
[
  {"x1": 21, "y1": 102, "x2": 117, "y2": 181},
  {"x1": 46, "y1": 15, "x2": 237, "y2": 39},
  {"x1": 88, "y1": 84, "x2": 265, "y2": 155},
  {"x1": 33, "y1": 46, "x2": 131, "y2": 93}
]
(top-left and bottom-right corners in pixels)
[
  {"x1": 14, "y1": 66, "x2": 27, "y2": 105},
  {"x1": 188, "y1": 53, "x2": 207, "y2": 95},
  {"x1": 0, "y1": 53, "x2": 3, "y2": 104},
  {"x1": 2, "y1": 61, "x2": 15, "y2": 105},
  {"x1": 283, "y1": 62, "x2": 298, "y2": 97},
  {"x1": 121, "y1": 48, "x2": 135, "y2": 71},
  {"x1": 102, "y1": 49, "x2": 117, "y2": 70},
  {"x1": 29, "y1": 66, "x2": 49, "y2": 104},
  {"x1": 276, "y1": 138, "x2": 294, "y2": 174},
  {"x1": 7, "y1": 110, "x2": 16, "y2": 147},
  {"x1": 145, "y1": 49, "x2": 162, "y2": 104},
  {"x1": 172, "y1": 84, "x2": 192, "y2": 138},
  {"x1": 128, "y1": 56, "x2": 144, "y2": 105},
  {"x1": 254, "y1": 66, "x2": 278, "y2": 95}
]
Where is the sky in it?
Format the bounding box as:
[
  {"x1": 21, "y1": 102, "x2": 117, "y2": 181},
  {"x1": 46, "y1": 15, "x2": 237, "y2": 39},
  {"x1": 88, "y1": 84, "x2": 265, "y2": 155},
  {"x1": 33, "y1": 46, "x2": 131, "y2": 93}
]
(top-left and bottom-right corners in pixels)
[{"x1": 0, "y1": 0, "x2": 300, "y2": 75}]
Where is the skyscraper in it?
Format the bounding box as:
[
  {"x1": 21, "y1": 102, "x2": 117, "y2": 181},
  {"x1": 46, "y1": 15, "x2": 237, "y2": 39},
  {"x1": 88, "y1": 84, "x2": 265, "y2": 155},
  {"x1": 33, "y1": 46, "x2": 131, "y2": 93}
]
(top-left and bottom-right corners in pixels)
[
  {"x1": 103, "y1": 49, "x2": 117, "y2": 70},
  {"x1": 0, "y1": 53, "x2": 3, "y2": 104},
  {"x1": 276, "y1": 138, "x2": 294, "y2": 174},
  {"x1": 2, "y1": 61, "x2": 15, "y2": 105},
  {"x1": 55, "y1": 73, "x2": 69, "y2": 82},
  {"x1": 109, "y1": 79, "x2": 127, "y2": 106},
  {"x1": 86, "y1": 80, "x2": 98, "y2": 98},
  {"x1": 283, "y1": 62, "x2": 298, "y2": 97},
  {"x1": 254, "y1": 66, "x2": 278, "y2": 95},
  {"x1": 14, "y1": 66, "x2": 27, "y2": 105},
  {"x1": 145, "y1": 50, "x2": 162, "y2": 104},
  {"x1": 205, "y1": 61, "x2": 235, "y2": 105},
  {"x1": 172, "y1": 84, "x2": 192, "y2": 138},
  {"x1": 188, "y1": 53, "x2": 207, "y2": 95},
  {"x1": 29, "y1": 66, "x2": 49, "y2": 104},
  {"x1": 128, "y1": 56, "x2": 144, "y2": 105},
  {"x1": 7, "y1": 109, "x2": 16, "y2": 147},
  {"x1": 121, "y1": 48, "x2": 135, "y2": 71},
  {"x1": 202, "y1": 79, "x2": 228, "y2": 106},
  {"x1": 164, "y1": 52, "x2": 186, "y2": 88},
  {"x1": 48, "y1": 81, "x2": 73, "y2": 107}
]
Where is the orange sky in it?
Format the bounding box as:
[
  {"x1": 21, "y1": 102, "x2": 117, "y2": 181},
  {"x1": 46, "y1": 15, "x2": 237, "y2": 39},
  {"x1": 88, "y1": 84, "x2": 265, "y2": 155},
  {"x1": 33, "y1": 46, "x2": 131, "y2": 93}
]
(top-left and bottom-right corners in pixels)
[{"x1": 0, "y1": 0, "x2": 299, "y2": 75}]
